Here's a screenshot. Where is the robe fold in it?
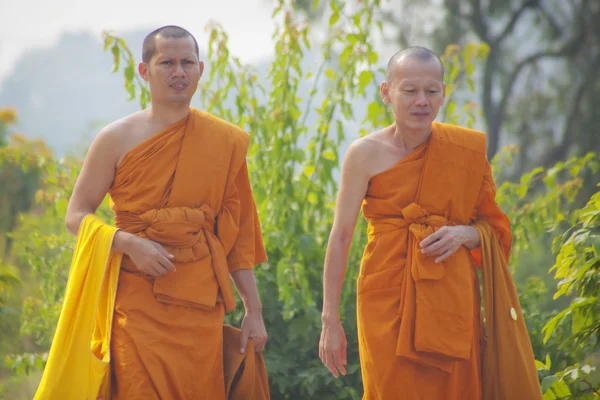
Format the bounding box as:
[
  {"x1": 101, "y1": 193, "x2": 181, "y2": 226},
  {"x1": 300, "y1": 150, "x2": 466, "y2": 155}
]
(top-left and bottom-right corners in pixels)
[
  {"x1": 476, "y1": 221, "x2": 542, "y2": 400},
  {"x1": 357, "y1": 122, "x2": 512, "y2": 400},
  {"x1": 223, "y1": 325, "x2": 271, "y2": 400},
  {"x1": 108, "y1": 108, "x2": 268, "y2": 399}
]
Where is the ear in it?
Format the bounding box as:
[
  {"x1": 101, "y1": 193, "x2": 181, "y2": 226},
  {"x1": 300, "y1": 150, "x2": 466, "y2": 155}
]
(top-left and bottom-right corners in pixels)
[
  {"x1": 442, "y1": 82, "x2": 447, "y2": 99},
  {"x1": 198, "y1": 60, "x2": 205, "y2": 79},
  {"x1": 139, "y1": 62, "x2": 149, "y2": 82},
  {"x1": 380, "y1": 80, "x2": 391, "y2": 104}
]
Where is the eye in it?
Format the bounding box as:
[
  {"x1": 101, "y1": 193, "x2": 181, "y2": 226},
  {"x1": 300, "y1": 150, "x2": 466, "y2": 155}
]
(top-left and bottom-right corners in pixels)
[
  {"x1": 428, "y1": 90, "x2": 439, "y2": 93},
  {"x1": 404, "y1": 89, "x2": 416, "y2": 93}
]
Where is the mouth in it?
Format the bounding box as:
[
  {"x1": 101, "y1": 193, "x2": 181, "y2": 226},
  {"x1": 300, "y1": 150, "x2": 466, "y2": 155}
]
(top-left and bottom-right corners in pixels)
[
  {"x1": 411, "y1": 111, "x2": 430, "y2": 118},
  {"x1": 170, "y1": 82, "x2": 188, "y2": 91}
]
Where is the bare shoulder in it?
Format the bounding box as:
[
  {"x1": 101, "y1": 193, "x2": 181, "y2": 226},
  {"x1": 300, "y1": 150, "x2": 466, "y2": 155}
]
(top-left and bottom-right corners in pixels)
[
  {"x1": 89, "y1": 111, "x2": 146, "y2": 163},
  {"x1": 342, "y1": 129, "x2": 389, "y2": 178},
  {"x1": 345, "y1": 131, "x2": 383, "y2": 162}
]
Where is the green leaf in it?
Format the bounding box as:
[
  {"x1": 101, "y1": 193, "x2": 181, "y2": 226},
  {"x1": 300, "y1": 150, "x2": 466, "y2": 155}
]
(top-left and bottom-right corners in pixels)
[
  {"x1": 368, "y1": 51, "x2": 378, "y2": 65},
  {"x1": 111, "y1": 45, "x2": 120, "y2": 73},
  {"x1": 446, "y1": 101, "x2": 457, "y2": 117},
  {"x1": 303, "y1": 164, "x2": 316, "y2": 177},
  {"x1": 103, "y1": 35, "x2": 114, "y2": 51},
  {"x1": 329, "y1": 10, "x2": 340, "y2": 27},
  {"x1": 322, "y1": 151, "x2": 336, "y2": 161},
  {"x1": 358, "y1": 70, "x2": 374, "y2": 93},
  {"x1": 541, "y1": 375, "x2": 557, "y2": 393}
]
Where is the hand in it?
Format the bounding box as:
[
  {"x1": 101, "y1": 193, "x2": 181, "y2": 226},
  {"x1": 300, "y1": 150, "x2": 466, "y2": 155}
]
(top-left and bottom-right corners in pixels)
[
  {"x1": 419, "y1": 225, "x2": 479, "y2": 263},
  {"x1": 319, "y1": 319, "x2": 347, "y2": 378},
  {"x1": 119, "y1": 232, "x2": 176, "y2": 277},
  {"x1": 240, "y1": 311, "x2": 268, "y2": 353}
]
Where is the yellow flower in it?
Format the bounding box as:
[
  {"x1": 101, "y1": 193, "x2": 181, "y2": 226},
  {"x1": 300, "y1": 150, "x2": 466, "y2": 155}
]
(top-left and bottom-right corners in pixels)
[{"x1": 0, "y1": 107, "x2": 17, "y2": 125}]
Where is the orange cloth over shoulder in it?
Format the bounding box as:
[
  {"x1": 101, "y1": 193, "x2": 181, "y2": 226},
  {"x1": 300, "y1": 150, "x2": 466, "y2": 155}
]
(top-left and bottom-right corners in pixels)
[
  {"x1": 108, "y1": 108, "x2": 269, "y2": 400},
  {"x1": 356, "y1": 122, "x2": 512, "y2": 399}
]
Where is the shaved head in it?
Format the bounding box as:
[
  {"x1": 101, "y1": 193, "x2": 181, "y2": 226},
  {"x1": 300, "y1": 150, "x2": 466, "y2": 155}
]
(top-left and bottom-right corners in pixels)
[
  {"x1": 142, "y1": 25, "x2": 199, "y2": 63},
  {"x1": 386, "y1": 46, "x2": 444, "y2": 82}
]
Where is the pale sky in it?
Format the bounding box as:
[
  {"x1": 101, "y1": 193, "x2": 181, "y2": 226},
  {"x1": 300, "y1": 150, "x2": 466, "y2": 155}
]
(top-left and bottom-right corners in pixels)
[{"x1": 0, "y1": 0, "x2": 278, "y2": 84}]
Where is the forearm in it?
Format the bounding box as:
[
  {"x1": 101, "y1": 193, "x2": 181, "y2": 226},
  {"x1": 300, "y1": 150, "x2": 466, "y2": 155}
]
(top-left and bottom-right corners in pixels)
[
  {"x1": 321, "y1": 233, "x2": 350, "y2": 324},
  {"x1": 231, "y1": 269, "x2": 263, "y2": 314}
]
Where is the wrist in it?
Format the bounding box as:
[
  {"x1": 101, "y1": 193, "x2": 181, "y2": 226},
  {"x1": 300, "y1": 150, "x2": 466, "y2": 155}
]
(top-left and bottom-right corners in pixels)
[
  {"x1": 244, "y1": 302, "x2": 263, "y2": 315},
  {"x1": 461, "y1": 225, "x2": 480, "y2": 249},
  {"x1": 321, "y1": 311, "x2": 341, "y2": 325},
  {"x1": 112, "y1": 230, "x2": 134, "y2": 254}
]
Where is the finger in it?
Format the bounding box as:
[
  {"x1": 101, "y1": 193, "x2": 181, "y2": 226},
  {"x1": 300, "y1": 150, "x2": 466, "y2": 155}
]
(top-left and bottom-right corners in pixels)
[
  {"x1": 420, "y1": 228, "x2": 444, "y2": 248},
  {"x1": 421, "y1": 236, "x2": 450, "y2": 255},
  {"x1": 322, "y1": 349, "x2": 334, "y2": 377},
  {"x1": 325, "y1": 351, "x2": 339, "y2": 378},
  {"x1": 155, "y1": 253, "x2": 176, "y2": 272},
  {"x1": 325, "y1": 349, "x2": 339, "y2": 378},
  {"x1": 145, "y1": 263, "x2": 163, "y2": 277},
  {"x1": 150, "y1": 261, "x2": 170, "y2": 276},
  {"x1": 319, "y1": 341, "x2": 323, "y2": 363},
  {"x1": 240, "y1": 330, "x2": 250, "y2": 354},
  {"x1": 255, "y1": 337, "x2": 267, "y2": 352},
  {"x1": 333, "y1": 351, "x2": 347, "y2": 376},
  {"x1": 435, "y1": 245, "x2": 460, "y2": 263},
  {"x1": 342, "y1": 340, "x2": 347, "y2": 365},
  {"x1": 154, "y1": 242, "x2": 175, "y2": 260}
]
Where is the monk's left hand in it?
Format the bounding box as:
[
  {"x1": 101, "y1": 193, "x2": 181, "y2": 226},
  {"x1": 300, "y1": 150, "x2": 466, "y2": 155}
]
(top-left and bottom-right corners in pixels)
[
  {"x1": 420, "y1": 225, "x2": 480, "y2": 263},
  {"x1": 240, "y1": 311, "x2": 268, "y2": 353}
]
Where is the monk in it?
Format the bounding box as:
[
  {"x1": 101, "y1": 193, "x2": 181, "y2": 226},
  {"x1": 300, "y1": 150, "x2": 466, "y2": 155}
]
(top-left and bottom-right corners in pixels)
[
  {"x1": 318, "y1": 47, "x2": 515, "y2": 399},
  {"x1": 64, "y1": 25, "x2": 268, "y2": 399}
]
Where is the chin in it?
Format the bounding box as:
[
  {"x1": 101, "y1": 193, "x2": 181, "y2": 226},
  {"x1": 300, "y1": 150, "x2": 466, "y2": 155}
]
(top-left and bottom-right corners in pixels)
[
  {"x1": 406, "y1": 118, "x2": 434, "y2": 129},
  {"x1": 167, "y1": 94, "x2": 192, "y2": 104}
]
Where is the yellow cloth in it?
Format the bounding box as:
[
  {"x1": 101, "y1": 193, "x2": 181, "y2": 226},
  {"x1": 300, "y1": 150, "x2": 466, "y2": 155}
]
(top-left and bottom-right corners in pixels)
[{"x1": 34, "y1": 214, "x2": 122, "y2": 400}]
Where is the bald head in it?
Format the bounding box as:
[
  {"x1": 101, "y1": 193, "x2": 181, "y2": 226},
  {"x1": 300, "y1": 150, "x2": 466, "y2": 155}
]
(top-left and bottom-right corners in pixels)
[
  {"x1": 142, "y1": 25, "x2": 199, "y2": 63},
  {"x1": 386, "y1": 46, "x2": 444, "y2": 82}
]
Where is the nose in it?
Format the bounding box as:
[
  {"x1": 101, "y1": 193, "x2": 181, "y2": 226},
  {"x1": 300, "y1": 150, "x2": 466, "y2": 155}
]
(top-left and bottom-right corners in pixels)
[
  {"x1": 414, "y1": 90, "x2": 428, "y2": 106},
  {"x1": 172, "y1": 62, "x2": 185, "y2": 77}
]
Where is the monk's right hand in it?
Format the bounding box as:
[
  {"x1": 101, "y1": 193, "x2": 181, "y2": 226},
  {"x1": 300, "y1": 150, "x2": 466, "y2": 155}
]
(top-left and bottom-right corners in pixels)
[
  {"x1": 319, "y1": 319, "x2": 347, "y2": 378},
  {"x1": 117, "y1": 232, "x2": 176, "y2": 277}
]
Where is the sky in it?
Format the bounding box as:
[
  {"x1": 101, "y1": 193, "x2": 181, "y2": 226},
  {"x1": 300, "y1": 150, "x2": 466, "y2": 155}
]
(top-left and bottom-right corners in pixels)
[{"x1": 0, "y1": 0, "x2": 279, "y2": 84}]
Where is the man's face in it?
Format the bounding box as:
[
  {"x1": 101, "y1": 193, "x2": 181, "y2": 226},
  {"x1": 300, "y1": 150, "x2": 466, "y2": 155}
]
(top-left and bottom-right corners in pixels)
[
  {"x1": 139, "y1": 36, "x2": 203, "y2": 106},
  {"x1": 380, "y1": 58, "x2": 446, "y2": 130}
]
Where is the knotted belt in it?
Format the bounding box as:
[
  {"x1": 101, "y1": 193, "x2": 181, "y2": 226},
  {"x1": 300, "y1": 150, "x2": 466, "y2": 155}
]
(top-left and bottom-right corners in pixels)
[
  {"x1": 115, "y1": 204, "x2": 236, "y2": 312},
  {"x1": 370, "y1": 202, "x2": 474, "y2": 373}
]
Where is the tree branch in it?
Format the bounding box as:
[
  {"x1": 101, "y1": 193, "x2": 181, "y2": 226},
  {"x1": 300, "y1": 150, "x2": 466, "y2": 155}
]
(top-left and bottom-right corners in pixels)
[
  {"x1": 496, "y1": 33, "x2": 584, "y2": 137},
  {"x1": 468, "y1": 0, "x2": 489, "y2": 43},
  {"x1": 541, "y1": 54, "x2": 600, "y2": 167},
  {"x1": 495, "y1": 0, "x2": 538, "y2": 46}
]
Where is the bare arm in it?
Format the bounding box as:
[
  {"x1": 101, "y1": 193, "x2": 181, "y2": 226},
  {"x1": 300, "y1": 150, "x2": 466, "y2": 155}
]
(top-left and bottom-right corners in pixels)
[
  {"x1": 231, "y1": 269, "x2": 262, "y2": 314},
  {"x1": 322, "y1": 141, "x2": 371, "y2": 323},
  {"x1": 65, "y1": 126, "x2": 121, "y2": 235},
  {"x1": 320, "y1": 140, "x2": 372, "y2": 378},
  {"x1": 231, "y1": 269, "x2": 268, "y2": 353}
]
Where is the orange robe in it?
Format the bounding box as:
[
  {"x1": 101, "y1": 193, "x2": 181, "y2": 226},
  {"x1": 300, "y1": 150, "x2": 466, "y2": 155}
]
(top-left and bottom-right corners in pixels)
[
  {"x1": 108, "y1": 108, "x2": 267, "y2": 399},
  {"x1": 356, "y1": 122, "x2": 512, "y2": 400}
]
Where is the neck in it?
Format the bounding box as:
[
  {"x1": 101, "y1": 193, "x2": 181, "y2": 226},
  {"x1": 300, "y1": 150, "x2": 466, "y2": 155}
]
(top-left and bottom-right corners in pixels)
[
  {"x1": 147, "y1": 102, "x2": 191, "y2": 126},
  {"x1": 391, "y1": 122, "x2": 432, "y2": 151}
]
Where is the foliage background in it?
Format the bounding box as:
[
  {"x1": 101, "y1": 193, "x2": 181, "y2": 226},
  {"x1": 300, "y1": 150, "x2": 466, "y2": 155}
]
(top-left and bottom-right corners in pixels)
[{"x1": 0, "y1": 1, "x2": 599, "y2": 399}]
